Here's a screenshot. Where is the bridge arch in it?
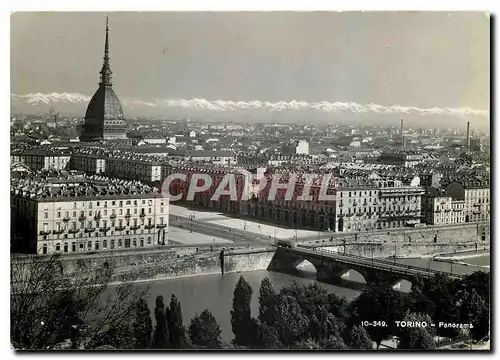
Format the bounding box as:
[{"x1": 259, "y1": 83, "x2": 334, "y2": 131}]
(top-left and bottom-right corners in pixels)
[
  {"x1": 392, "y1": 279, "x2": 412, "y2": 293},
  {"x1": 295, "y1": 259, "x2": 317, "y2": 274},
  {"x1": 269, "y1": 247, "x2": 438, "y2": 288},
  {"x1": 339, "y1": 268, "x2": 367, "y2": 284}
]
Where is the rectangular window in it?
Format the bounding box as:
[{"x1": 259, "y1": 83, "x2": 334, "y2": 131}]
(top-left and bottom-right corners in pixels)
[{"x1": 44, "y1": 212, "x2": 48, "y2": 219}]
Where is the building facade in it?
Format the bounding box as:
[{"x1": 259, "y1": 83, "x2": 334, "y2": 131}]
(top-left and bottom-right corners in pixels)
[
  {"x1": 11, "y1": 151, "x2": 72, "y2": 171},
  {"x1": 105, "y1": 155, "x2": 163, "y2": 184},
  {"x1": 445, "y1": 181, "x2": 490, "y2": 223},
  {"x1": 11, "y1": 174, "x2": 169, "y2": 255},
  {"x1": 421, "y1": 188, "x2": 466, "y2": 225},
  {"x1": 71, "y1": 153, "x2": 106, "y2": 174}
]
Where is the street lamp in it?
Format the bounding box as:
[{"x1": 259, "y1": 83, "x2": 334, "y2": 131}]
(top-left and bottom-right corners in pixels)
[
  {"x1": 189, "y1": 213, "x2": 194, "y2": 233},
  {"x1": 293, "y1": 210, "x2": 298, "y2": 241}
]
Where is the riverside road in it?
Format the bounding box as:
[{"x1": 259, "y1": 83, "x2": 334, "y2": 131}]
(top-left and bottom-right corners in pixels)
[{"x1": 169, "y1": 214, "x2": 345, "y2": 245}]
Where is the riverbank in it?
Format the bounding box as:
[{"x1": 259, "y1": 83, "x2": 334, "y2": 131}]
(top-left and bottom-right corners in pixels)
[
  {"x1": 433, "y1": 249, "x2": 490, "y2": 261},
  {"x1": 103, "y1": 244, "x2": 490, "y2": 290}
]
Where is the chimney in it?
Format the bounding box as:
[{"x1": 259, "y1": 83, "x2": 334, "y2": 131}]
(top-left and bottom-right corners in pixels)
[
  {"x1": 400, "y1": 119, "x2": 405, "y2": 151},
  {"x1": 466, "y1": 121, "x2": 470, "y2": 149}
]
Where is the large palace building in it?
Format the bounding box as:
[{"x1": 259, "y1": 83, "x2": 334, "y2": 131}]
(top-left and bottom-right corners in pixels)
[{"x1": 80, "y1": 17, "x2": 128, "y2": 142}]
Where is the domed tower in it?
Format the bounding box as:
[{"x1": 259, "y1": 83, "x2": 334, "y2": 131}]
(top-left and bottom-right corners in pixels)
[{"x1": 80, "y1": 17, "x2": 127, "y2": 142}]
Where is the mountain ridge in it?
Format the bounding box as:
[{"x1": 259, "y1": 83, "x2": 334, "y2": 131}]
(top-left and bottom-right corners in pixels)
[{"x1": 10, "y1": 92, "x2": 490, "y2": 129}]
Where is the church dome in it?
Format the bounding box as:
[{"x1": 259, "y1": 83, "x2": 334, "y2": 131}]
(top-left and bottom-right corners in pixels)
[
  {"x1": 85, "y1": 85, "x2": 124, "y2": 120},
  {"x1": 80, "y1": 16, "x2": 128, "y2": 142}
]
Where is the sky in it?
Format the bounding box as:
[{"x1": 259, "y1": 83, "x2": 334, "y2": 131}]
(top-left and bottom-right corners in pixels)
[{"x1": 11, "y1": 11, "x2": 489, "y2": 112}]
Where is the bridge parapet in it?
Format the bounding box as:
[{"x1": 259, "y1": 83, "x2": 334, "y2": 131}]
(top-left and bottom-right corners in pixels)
[{"x1": 268, "y1": 246, "x2": 463, "y2": 288}]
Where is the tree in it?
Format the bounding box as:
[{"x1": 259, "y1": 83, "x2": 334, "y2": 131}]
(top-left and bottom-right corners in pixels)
[
  {"x1": 422, "y1": 274, "x2": 462, "y2": 338},
  {"x1": 258, "y1": 277, "x2": 277, "y2": 325},
  {"x1": 343, "y1": 325, "x2": 372, "y2": 349},
  {"x1": 271, "y1": 294, "x2": 310, "y2": 347},
  {"x1": 459, "y1": 289, "x2": 489, "y2": 341},
  {"x1": 293, "y1": 338, "x2": 321, "y2": 349},
  {"x1": 94, "y1": 320, "x2": 134, "y2": 349},
  {"x1": 166, "y1": 295, "x2": 188, "y2": 349},
  {"x1": 132, "y1": 298, "x2": 153, "y2": 349},
  {"x1": 152, "y1": 295, "x2": 169, "y2": 349},
  {"x1": 348, "y1": 284, "x2": 406, "y2": 349},
  {"x1": 255, "y1": 320, "x2": 282, "y2": 349},
  {"x1": 461, "y1": 271, "x2": 490, "y2": 307},
  {"x1": 231, "y1": 276, "x2": 255, "y2": 346},
  {"x1": 327, "y1": 293, "x2": 350, "y2": 323},
  {"x1": 189, "y1": 309, "x2": 222, "y2": 349},
  {"x1": 409, "y1": 287, "x2": 436, "y2": 317},
  {"x1": 10, "y1": 253, "x2": 148, "y2": 350},
  {"x1": 397, "y1": 312, "x2": 436, "y2": 350},
  {"x1": 320, "y1": 335, "x2": 347, "y2": 349},
  {"x1": 308, "y1": 306, "x2": 345, "y2": 343}
]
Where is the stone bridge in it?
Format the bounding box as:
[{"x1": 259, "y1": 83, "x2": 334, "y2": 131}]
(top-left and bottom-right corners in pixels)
[{"x1": 268, "y1": 245, "x2": 462, "y2": 287}]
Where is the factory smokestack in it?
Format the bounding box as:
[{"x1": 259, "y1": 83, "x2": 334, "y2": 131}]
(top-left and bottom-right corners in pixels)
[
  {"x1": 400, "y1": 119, "x2": 404, "y2": 151},
  {"x1": 466, "y1": 121, "x2": 470, "y2": 149}
]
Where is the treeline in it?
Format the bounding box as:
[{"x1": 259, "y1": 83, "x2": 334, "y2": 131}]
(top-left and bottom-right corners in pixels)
[
  {"x1": 11, "y1": 254, "x2": 489, "y2": 350},
  {"x1": 138, "y1": 271, "x2": 489, "y2": 350}
]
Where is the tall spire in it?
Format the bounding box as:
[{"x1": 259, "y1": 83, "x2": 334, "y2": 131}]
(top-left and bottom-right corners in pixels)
[{"x1": 99, "y1": 15, "x2": 113, "y2": 86}]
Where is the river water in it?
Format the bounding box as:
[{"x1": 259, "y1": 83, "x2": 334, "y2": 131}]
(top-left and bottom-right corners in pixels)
[{"x1": 108, "y1": 255, "x2": 490, "y2": 342}]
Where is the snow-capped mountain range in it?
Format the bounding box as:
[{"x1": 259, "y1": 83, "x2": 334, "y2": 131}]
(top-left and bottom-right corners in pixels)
[
  {"x1": 11, "y1": 92, "x2": 489, "y2": 129},
  {"x1": 11, "y1": 92, "x2": 489, "y2": 117}
]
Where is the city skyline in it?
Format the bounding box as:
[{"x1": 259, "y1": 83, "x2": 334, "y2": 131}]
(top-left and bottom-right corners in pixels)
[{"x1": 11, "y1": 12, "x2": 489, "y2": 121}]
